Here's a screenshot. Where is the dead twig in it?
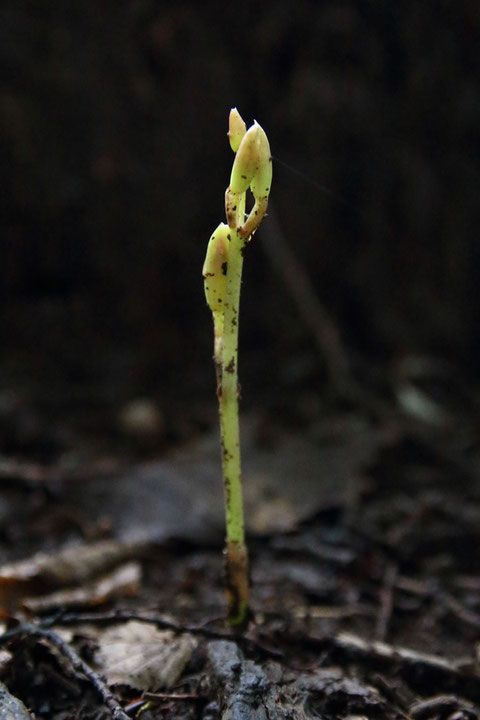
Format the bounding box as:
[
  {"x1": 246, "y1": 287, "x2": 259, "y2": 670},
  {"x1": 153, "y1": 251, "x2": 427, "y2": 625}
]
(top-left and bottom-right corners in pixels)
[
  {"x1": 261, "y1": 204, "x2": 348, "y2": 393},
  {"x1": 144, "y1": 691, "x2": 204, "y2": 700},
  {"x1": 410, "y1": 694, "x2": 477, "y2": 720},
  {"x1": 42, "y1": 610, "x2": 285, "y2": 660},
  {"x1": 375, "y1": 562, "x2": 398, "y2": 641},
  {"x1": 444, "y1": 593, "x2": 480, "y2": 631},
  {"x1": 54, "y1": 609, "x2": 238, "y2": 639},
  {"x1": 261, "y1": 205, "x2": 393, "y2": 421},
  {"x1": 2, "y1": 623, "x2": 129, "y2": 720},
  {"x1": 280, "y1": 630, "x2": 480, "y2": 703}
]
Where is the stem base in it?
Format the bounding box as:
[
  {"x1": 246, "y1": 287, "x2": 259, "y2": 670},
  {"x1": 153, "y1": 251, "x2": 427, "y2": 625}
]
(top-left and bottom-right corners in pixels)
[{"x1": 224, "y1": 540, "x2": 249, "y2": 628}]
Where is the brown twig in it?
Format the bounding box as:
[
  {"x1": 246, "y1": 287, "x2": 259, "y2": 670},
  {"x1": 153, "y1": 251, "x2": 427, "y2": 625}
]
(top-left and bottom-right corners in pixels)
[
  {"x1": 444, "y1": 593, "x2": 480, "y2": 630},
  {"x1": 47, "y1": 610, "x2": 285, "y2": 660},
  {"x1": 291, "y1": 630, "x2": 480, "y2": 702},
  {"x1": 3, "y1": 623, "x2": 129, "y2": 720},
  {"x1": 375, "y1": 562, "x2": 398, "y2": 641},
  {"x1": 54, "y1": 610, "x2": 237, "y2": 639},
  {"x1": 144, "y1": 691, "x2": 204, "y2": 700},
  {"x1": 261, "y1": 204, "x2": 348, "y2": 393},
  {"x1": 261, "y1": 205, "x2": 393, "y2": 420},
  {"x1": 410, "y1": 695, "x2": 477, "y2": 720}
]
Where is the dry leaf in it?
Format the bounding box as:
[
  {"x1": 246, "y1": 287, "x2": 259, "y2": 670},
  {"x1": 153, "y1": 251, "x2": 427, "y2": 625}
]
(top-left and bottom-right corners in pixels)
[
  {"x1": 94, "y1": 620, "x2": 197, "y2": 690},
  {"x1": 0, "y1": 540, "x2": 136, "y2": 612},
  {"x1": 65, "y1": 416, "x2": 380, "y2": 543},
  {"x1": 22, "y1": 561, "x2": 141, "y2": 613}
]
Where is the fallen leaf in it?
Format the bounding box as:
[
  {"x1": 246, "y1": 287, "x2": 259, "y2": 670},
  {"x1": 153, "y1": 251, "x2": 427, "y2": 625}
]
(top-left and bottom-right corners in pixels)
[
  {"x1": 22, "y1": 561, "x2": 141, "y2": 613},
  {"x1": 93, "y1": 620, "x2": 197, "y2": 690},
  {"x1": 0, "y1": 540, "x2": 135, "y2": 612},
  {"x1": 64, "y1": 415, "x2": 380, "y2": 542}
]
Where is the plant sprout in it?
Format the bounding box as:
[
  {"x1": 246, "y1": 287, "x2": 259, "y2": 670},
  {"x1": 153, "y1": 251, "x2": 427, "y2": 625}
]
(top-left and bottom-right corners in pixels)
[{"x1": 203, "y1": 108, "x2": 272, "y2": 627}]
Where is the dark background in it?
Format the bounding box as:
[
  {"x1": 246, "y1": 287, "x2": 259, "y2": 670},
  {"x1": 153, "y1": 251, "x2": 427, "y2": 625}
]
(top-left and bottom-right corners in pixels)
[{"x1": 1, "y1": 1, "x2": 479, "y2": 447}]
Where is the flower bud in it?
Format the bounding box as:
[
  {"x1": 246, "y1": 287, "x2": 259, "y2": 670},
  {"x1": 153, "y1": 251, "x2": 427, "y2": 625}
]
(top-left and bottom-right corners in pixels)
[
  {"x1": 229, "y1": 122, "x2": 261, "y2": 194},
  {"x1": 228, "y1": 108, "x2": 246, "y2": 153},
  {"x1": 249, "y1": 123, "x2": 272, "y2": 202},
  {"x1": 203, "y1": 223, "x2": 230, "y2": 314}
]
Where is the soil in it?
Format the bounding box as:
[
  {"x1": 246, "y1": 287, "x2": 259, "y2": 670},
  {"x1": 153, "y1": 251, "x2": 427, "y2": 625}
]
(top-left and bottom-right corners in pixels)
[{"x1": 1, "y1": 365, "x2": 480, "y2": 720}]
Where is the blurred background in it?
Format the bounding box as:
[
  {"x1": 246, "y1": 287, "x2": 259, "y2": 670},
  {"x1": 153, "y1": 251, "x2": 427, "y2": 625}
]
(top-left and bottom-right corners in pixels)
[{"x1": 1, "y1": 0, "x2": 479, "y2": 459}]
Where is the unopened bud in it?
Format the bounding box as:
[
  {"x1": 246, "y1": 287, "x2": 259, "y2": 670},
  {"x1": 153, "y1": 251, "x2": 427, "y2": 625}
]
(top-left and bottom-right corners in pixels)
[
  {"x1": 228, "y1": 108, "x2": 246, "y2": 153},
  {"x1": 249, "y1": 123, "x2": 272, "y2": 202},
  {"x1": 203, "y1": 223, "x2": 230, "y2": 314},
  {"x1": 229, "y1": 122, "x2": 261, "y2": 194}
]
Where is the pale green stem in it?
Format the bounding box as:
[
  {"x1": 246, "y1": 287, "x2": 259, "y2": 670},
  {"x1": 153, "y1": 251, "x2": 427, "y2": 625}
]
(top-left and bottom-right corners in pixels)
[
  {"x1": 220, "y1": 226, "x2": 245, "y2": 544},
  {"x1": 218, "y1": 193, "x2": 248, "y2": 625}
]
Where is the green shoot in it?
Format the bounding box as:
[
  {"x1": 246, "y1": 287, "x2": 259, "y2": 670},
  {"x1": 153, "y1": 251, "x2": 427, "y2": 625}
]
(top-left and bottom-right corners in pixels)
[{"x1": 203, "y1": 108, "x2": 272, "y2": 627}]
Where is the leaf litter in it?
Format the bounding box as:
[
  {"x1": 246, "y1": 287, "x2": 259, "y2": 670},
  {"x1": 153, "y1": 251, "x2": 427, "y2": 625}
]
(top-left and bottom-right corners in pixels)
[{"x1": 2, "y1": 395, "x2": 480, "y2": 718}]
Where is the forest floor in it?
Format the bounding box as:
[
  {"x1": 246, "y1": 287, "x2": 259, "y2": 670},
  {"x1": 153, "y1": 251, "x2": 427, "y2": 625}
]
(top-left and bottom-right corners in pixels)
[{"x1": 1, "y1": 359, "x2": 480, "y2": 719}]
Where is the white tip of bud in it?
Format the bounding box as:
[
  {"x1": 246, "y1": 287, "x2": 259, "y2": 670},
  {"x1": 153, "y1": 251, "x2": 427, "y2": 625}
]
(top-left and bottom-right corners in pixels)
[{"x1": 228, "y1": 108, "x2": 247, "y2": 153}]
